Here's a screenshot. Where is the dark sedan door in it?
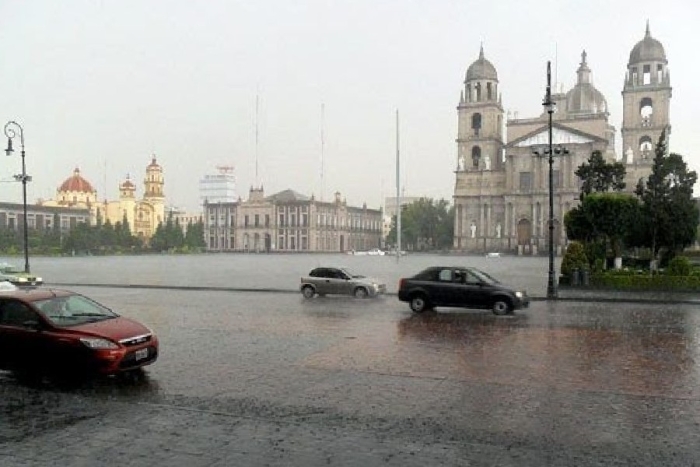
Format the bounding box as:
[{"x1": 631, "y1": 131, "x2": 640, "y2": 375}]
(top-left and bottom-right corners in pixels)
[
  {"x1": 455, "y1": 269, "x2": 490, "y2": 309},
  {"x1": 423, "y1": 268, "x2": 464, "y2": 307}
]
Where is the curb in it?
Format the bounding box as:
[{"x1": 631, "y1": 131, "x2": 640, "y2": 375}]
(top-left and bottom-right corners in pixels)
[{"x1": 47, "y1": 283, "x2": 700, "y2": 305}]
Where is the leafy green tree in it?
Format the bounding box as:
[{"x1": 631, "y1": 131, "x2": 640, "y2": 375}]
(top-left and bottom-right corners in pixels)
[
  {"x1": 632, "y1": 130, "x2": 699, "y2": 265},
  {"x1": 185, "y1": 218, "x2": 206, "y2": 249},
  {"x1": 575, "y1": 150, "x2": 626, "y2": 199},
  {"x1": 386, "y1": 198, "x2": 454, "y2": 250}
]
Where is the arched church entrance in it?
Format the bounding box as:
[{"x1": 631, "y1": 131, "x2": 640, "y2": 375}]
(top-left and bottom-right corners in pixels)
[{"x1": 517, "y1": 219, "x2": 532, "y2": 246}]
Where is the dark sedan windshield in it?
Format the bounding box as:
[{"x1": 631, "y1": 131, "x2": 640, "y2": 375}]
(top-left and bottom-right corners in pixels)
[
  {"x1": 468, "y1": 268, "x2": 500, "y2": 284},
  {"x1": 34, "y1": 295, "x2": 118, "y2": 326}
]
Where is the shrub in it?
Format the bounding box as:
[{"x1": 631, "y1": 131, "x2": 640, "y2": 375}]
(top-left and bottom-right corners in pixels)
[
  {"x1": 590, "y1": 273, "x2": 700, "y2": 291},
  {"x1": 561, "y1": 241, "x2": 588, "y2": 277},
  {"x1": 593, "y1": 258, "x2": 605, "y2": 273},
  {"x1": 667, "y1": 256, "x2": 692, "y2": 276}
]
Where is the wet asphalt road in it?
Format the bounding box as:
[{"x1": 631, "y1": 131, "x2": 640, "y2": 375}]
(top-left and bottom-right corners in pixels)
[{"x1": 2, "y1": 288, "x2": 700, "y2": 466}]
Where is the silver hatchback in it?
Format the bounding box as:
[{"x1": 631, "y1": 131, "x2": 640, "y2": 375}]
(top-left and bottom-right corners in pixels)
[{"x1": 300, "y1": 267, "x2": 386, "y2": 299}]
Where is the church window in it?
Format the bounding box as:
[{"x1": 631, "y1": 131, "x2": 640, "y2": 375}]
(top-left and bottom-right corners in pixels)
[
  {"x1": 244, "y1": 215, "x2": 249, "y2": 227},
  {"x1": 475, "y1": 83, "x2": 482, "y2": 102},
  {"x1": 631, "y1": 67, "x2": 638, "y2": 85},
  {"x1": 639, "y1": 136, "x2": 653, "y2": 156},
  {"x1": 265, "y1": 214, "x2": 270, "y2": 227},
  {"x1": 471, "y1": 113, "x2": 482, "y2": 136},
  {"x1": 640, "y1": 97, "x2": 653, "y2": 126},
  {"x1": 657, "y1": 64, "x2": 663, "y2": 82},
  {"x1": 642, "y1": 65, "x2": 651, "y2": 85},
  {"x1": 471, "y1": 146, "x2": 481, "y2": 168},
  {"x1": 519, "y1": 172, "x2": 532, "y2": 192},
  {"x1": 466, "y1": 84, "x2": 471, "y2": 103},
  {"x1": 254, "y1": 214, "x2": 259, "y2": 227},
  {"x1": 487, "y1": 82, "x2": 493, "y2": 100}
]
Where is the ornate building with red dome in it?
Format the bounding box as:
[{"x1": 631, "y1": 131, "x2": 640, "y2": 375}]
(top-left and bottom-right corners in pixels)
[
  {"x1": 453, "y1": 23, "x2": 670, "y2": 254},
  {"x1": 40, "y1": 157, "x2": 166, "y2": 240}
]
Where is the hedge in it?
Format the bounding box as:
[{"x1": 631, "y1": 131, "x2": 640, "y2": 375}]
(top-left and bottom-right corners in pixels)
[{"x1": 589, "y1": 274, "x2": 700, "y2": 291}]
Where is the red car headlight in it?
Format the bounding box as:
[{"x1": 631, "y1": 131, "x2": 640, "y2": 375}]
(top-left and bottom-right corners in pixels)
[{"x1": 80, "y1": 337, "x2": 119, "y2": 350}]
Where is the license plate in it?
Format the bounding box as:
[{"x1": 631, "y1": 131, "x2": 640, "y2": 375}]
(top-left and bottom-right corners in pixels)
[{"x1": 134, "y1": 348, "x2": 148, "y2": 361}]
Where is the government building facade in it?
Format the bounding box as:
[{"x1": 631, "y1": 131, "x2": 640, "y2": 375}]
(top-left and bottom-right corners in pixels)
[
  {"x1": 453, "y1": 23, "x2": 670, "y2": 254},
  {"x1": 205, "y1": 187, "x2": 383, "y2": 252}
]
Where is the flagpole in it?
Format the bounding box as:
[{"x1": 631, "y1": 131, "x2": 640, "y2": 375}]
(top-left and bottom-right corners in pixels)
[{"x1": 396, "y1": 109, "x2": 401, "y2": 263}]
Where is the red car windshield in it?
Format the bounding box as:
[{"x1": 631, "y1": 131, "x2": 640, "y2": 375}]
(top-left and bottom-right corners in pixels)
[{"x1": 33, "y1": 295, "x2": 118, "y2": 327}]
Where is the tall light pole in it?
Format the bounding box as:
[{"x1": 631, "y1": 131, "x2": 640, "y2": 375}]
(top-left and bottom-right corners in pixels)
[
  {"x1": 4, "y1": 121, "x2": 31, "y2": 273},
  {"x1": 532, "y1": 62, "x2": 568, "y2": 299}
]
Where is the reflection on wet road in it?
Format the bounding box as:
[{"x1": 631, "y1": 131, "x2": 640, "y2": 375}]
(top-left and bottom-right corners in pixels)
[{"x1": 2, "y1": 288, "x2": 700, "y2": 466}]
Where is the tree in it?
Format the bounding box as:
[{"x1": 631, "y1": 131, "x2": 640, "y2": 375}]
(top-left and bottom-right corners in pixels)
[
  {"x1": 184, "y1": 218, "x2": 206, "y2": 250},
  {"x1": 386, "y1": 198, "x2": 454, "y2": 251},
  {"x1": 633, "y1": 130, "x2": 699, "y2": 265},
  {"x1": 574, "y1": 150, "x2": 626, "y2": 199}
]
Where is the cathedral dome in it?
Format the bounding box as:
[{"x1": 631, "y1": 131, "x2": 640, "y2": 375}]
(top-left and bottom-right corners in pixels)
[
  {"x1": 566, "y1": 85, "x2": 607, "y2": 114},
  {"x1": 120, "y1": 175, "x2": 136, "y2": 190},
  {"x1": 147, "y1": 155, "x2": 161, "y2": 170},
  {"x1": 629, "y1": 22, "x2": 667, "y2": 65},
  {"x1": 465, "y1": 45, "x2": 498, "y2": 82},
  {"x1": 58, "y1": 168, "x2": 96, "y2": 193},
  {"x1": 565, "y1": 51, "x2": 608, "y2": 115}
]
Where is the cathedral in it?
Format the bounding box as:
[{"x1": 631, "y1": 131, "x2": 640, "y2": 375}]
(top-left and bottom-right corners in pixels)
[
  {"x1": 453, "y1": 22, "x2": 671, "y2": 254},
  {"x1": 39, "y1": 156, "x2": 166, "y2": 240}
]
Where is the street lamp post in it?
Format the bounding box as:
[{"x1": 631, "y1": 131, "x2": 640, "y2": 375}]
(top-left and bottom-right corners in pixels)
[
  {"x1": 4, "y1": 121, "x2": 31, "y2": 273},
  {"x1": 533, "y1": 62, "x2": 568, "y2": 299}
]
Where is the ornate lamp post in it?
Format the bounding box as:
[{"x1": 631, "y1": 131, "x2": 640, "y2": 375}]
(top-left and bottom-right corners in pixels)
[
  {"x1": 4, "y1": 121, "x2": 31, "y2": 273},
  {"x1": 532, "y1": 62, "x2": 568, "y2": 299}
]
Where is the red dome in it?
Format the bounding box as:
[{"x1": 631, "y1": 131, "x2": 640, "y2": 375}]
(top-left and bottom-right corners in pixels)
[{"x1": 59, "y1": 168, "x2": 96, "y2": 193}]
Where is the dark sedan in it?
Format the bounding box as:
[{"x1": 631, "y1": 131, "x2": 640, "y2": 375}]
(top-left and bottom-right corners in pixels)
[{"x1": 398, "y1": 266, "x2": 529, "y2": 315}]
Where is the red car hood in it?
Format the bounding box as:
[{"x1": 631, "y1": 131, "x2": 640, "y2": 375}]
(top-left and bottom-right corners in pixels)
[{"x1": 72, "y1": 317, "x2": 152, "y2": 341}]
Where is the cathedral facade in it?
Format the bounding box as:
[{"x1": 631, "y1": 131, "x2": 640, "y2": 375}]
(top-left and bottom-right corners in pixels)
[
  {"x1": 453, "y1": 23, "x2": 671, "y2": 254},
  {"x1": 39, "y1": 156, "x2": 166, "y2": 240}
]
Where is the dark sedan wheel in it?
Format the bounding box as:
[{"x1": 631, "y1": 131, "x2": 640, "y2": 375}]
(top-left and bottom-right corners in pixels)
[
  {"x1": 409, "y1": 295, "x2": 430, "y2": 313},
  {"x1": 492, "y1": 299, "x2": 511, "y2": 316},
  {"x1": 354, "y1": 287, "x2": 368, "y2": 299},
  {"x1": 302, "y1": 286, "x2": 315, "y2": 299}
]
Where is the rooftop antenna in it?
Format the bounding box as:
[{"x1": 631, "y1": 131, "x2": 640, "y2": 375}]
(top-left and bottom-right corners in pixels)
[
  {"x1": 255, "y1": 91, "x2": 259, "y2": 187},
  {"x1": 320, "y1": 102, "x2": 325, "y2": 201}
]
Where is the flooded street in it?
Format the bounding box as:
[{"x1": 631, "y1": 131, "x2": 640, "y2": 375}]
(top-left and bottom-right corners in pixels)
[{"x1": 2, "y1": 279, "x2": 700, "y2": 465}]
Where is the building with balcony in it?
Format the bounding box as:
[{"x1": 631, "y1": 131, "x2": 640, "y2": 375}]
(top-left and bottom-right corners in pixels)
[{"x1": 205, "y1": 187, "x2": 382, "y2": 252}]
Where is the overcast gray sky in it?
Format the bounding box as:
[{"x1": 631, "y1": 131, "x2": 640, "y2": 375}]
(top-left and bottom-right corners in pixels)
[{"x1": 1, "y1": 0, "x2": 698, "y2": 212}]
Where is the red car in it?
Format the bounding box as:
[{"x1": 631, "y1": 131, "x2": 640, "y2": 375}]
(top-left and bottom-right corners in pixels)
[{"x1": 0, "y1": 286, "x2": 158, "y2": 380}]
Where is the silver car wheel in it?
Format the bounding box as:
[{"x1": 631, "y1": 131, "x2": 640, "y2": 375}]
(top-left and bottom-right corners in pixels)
[
  {"x1": 302, "y1": 286, "x2": 315, "y2": 299},
  {"x1": 354, "y1": 287, "x2": 368, "y2": 299}
]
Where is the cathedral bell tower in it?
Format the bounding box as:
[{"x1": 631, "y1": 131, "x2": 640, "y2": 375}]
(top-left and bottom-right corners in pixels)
[
  {"x1": 456, "y1": 44, "x2": 504, "y2": 172},
  {"x1": 144, "y1": 155, "x2": 165, "y2": 201},
  {"x1": 621, "y1": 21, "x2": 671, "y2": 170}
]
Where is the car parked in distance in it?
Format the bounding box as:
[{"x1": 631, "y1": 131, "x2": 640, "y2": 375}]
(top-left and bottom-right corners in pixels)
[
  {"x1": 0, "y1": 262, "x2": 43, "y2": 287},
  {"x1": 301, "y1": 267, "x2": 386, "y2": 298},
  {"x1": 398, "y1": 266, "x2": 529, "y2": 315},
  {"x1": 0, "y1": 285, "x2": 158, "y2": 381}
]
